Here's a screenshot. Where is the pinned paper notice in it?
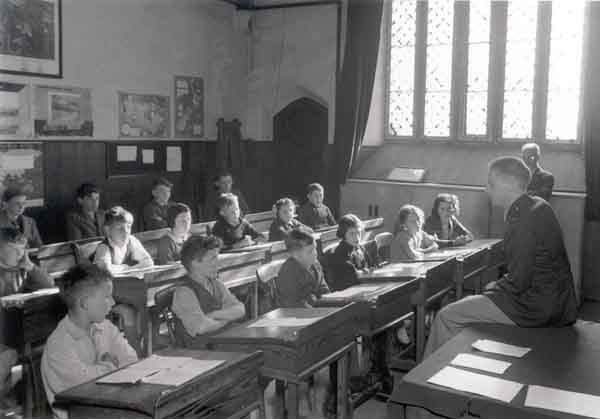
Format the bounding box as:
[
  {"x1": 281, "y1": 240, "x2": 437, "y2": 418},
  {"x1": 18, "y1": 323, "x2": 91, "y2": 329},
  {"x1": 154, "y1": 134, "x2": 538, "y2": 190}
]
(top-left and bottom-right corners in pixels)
[
  {"x1": 450, "y1": 353, "x2": 511, "y2": 374},
  {"x1": 142, "y1": 149, "x2": 154, "y2": 164},
  {"x1": 166, "y1": 146, "x2": 182, "y2": 172},
  {"x1": 116, "y1": 145, "x2": 137, "y2": 162},
  {"x1": 249, "y1": 317, "x2": 319, "y2": 328},
  {"x1": 427, "y1": 366, "x2": 524, "y2": 403},
  {"x1": 472, "y1": 339, "x2": 531, "y2": 358},
  {"x1": 525, "y1": 385, "x2": 600, "y2": 419},
  {"x1": 0, "y1": 154, "x2": 34, "y2": 170}
]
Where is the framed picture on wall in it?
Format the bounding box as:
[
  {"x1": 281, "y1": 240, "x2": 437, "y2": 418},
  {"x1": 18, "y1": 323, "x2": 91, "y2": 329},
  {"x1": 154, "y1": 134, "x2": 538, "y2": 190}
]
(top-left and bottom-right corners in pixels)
[
  {"x1": 0, "y1": 0, "x2": 62, "y2": 78},
  {"x1": 33, "y1": 85, "x2": 93, "y2": 137},
  {"x1": 118, "y1": 92, "x2": 170, "y2": 139},
  {"x1": 174, "y1": 75, "x2": 204, "y2": 138}
]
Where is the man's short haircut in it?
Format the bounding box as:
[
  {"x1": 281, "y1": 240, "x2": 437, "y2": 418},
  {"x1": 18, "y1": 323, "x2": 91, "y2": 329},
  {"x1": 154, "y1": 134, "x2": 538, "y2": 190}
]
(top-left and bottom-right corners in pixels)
[
  {"x1": 337, "y1": 213, "x2": 362, "y2": 239},
  {"x1": 489, "y1": 156, "x2": 532, "y2": 191},
  {"x1": 104, "y1": 206, "x2": 134, "y2": 227},
  {"x1": 521, "y1": 142, "x2": 540, "y2": 156},
  {"x1": 153, "y1": 177, "x2": 173, "y2": 190},
  {"x1": 56, "y1": 264, "x2": 113, "y2": 309},
  {"x1": 217, "y1": 193, "x2": 239, "y2": 210},
  {"x1": 284, "y1": 226, "x2": 315, "y2": 251},
  {"x1": 393, "y1": 204, "x2": 425, "y2": 236},
  {"x1": 180, "y1": 235, "x2": 222, "y2": 270},
  {"x1": 215, "y1": 169, "x2": 233, "y2": 181},
  {"x1": 167, "y1": 202, "x2": 192, "y2": 228},
  {"x1": 75, "y1": 183, "x2": 100, "y2": 200},
  {"x1": 0, "y1": 227, "x2": 26, "y2": 245},
  {"x1": 2, "y1": 185, "x2": 26, "y2": 203},
  {"x1": 307, "y1": 183, "x2": 324, "y2": 194},
  {"x1": 274, "y1": 198, "x2": 295, "y2": 212}
]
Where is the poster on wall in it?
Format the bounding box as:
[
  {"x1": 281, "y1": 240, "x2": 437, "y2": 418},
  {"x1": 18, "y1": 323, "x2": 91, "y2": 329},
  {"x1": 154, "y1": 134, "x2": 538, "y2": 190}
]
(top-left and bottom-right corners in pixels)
[
  {"x1": 0, "y1": 0, "x2": 62, "y2": 78},
  {"x1": 34, "y1": 85, "x2": 93, "y2": 137},
  {"x1": 118, "y1": 92, "x2": 170, "y2": 139},
  {"x1": 0, "y1": 142, "x2": 44, "y2": 206},
  {"x1": 174, "y1": 76, "x2": 204, "y2": 138},
  {"x1": 0, "y1": 82, "x2": 31, "y2": 139}
]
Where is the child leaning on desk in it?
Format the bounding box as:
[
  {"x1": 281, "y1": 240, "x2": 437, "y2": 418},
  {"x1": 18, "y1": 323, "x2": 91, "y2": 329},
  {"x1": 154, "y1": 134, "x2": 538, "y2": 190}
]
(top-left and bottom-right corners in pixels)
[
  {"x1": 211, "y1": 193, "x2": 266, "y2": 250},
  {"x1": 424, "y1": 193, "x2": 473, "y2": 247},
  {"x1": 391, "y1": 204, "x2": 438, "y2": 261},
  {"x1": 0, "y1": 227, "x2": 54, "y2": 412},
  {"x1": 41, "y1": 264, "x2": 138, "y2": 419},
  {"x1": 93, "y1": 206, "x2": 154, "y2": 354},
  {"x1": 171, "y1": 235, "x2": 246, "y2": 348}
]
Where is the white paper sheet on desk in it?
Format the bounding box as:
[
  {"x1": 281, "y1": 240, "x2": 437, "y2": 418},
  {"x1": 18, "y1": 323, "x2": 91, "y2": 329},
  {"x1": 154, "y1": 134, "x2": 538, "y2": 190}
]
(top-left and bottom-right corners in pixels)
[
  {"x1": 249, "y1": 317, "x2": 319, "y2": 328},
  {"x1": 324, "y1": 286, "x2": 381, "y2": 299},
  {"x1": 142, "y1": 359, "x2": 225, "y2": 386},
  {"x1": 472, "y1": 339, "x2": 531, "y2": 358},
  {"x1": 525, "y1": 385, "x2": 600, "y2": 419},
  {"x1": 428, "y1": 366, "x2": 524, "y2": 403},
  {"x1": 97, "y1": 355, "x2": 193, "y2": 384},
  {"x1": 450, "y1": 353, "x2": 511, "y2": 374}
]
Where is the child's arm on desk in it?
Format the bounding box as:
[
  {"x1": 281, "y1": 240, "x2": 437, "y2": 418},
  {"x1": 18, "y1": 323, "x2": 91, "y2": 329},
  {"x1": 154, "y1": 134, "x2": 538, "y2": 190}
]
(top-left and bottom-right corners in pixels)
[
  {"x1": 172, "y1": 287, "x2": 228, "y2": 335},
  {"x1": 207, "y1": 282, "x2": 246, "y2": 322}
]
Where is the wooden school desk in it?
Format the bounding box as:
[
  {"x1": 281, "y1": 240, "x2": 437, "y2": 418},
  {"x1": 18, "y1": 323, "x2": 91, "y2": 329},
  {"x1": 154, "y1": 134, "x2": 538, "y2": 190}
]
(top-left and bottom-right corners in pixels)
[
  {"x1": 55, "y1": 349, "x2": 265, "y2": 419},
  {"x1": 1, "y1": 288, "x2": 67, "y2": 419},
  {"x1": 207, "y1": 306, "x2": 363, "y2": 419},
  {"x1": 387, "y1": 322, "x2": 600, "y2": 419},
  {"x1": 357, "y1": 260, "x2": 455, "y2": 362}
]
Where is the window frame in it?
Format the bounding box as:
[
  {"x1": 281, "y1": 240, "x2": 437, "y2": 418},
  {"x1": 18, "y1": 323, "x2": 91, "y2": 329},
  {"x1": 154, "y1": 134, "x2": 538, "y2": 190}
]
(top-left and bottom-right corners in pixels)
[{"x1": 384, "y1": 0, "x2": 588, "y2": 150}]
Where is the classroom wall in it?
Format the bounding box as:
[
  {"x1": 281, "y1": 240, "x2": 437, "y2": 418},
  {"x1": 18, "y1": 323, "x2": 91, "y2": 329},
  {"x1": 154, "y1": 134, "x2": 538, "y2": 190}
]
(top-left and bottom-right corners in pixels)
[{"x1": 1, "y1": 0, "x2": 250, "y2": 242}]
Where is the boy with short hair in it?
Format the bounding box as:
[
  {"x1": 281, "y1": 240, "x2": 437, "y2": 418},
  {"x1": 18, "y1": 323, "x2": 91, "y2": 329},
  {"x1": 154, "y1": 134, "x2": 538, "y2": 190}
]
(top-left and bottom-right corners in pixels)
[
  {"x1": 211, "y1": 193, "x2": 264, "y2": 250},
  {"x1": 172, "y1": 235, "x2": 246, "y2": 348},
  {"x1": 204, "y1": 170, "x2": 250, "y2": 220},
  {"x1": 157, "y1": 203, "x2": 192, "y2": 264},
  {"x1": 41, "y1": 264, "x2": 138, "y2": 419},
  {"x1": 66, "y1": 183, "x2": 105, "y2": 240},
  {"x1": 0, "y1": 186, "x2": 42, "y2": 248},
  {"x1": 297, "y1": 183, "x2": 336, "y2": 230},
  {"x1": 276, "y1": 226, "x2": 330, "y2": 308},
  {"x1": 142, "y1": 177, "x2": 173, "y2": 231},
  {"x1": 0, "y1": 227, "x2": 53, "y2": 411}
]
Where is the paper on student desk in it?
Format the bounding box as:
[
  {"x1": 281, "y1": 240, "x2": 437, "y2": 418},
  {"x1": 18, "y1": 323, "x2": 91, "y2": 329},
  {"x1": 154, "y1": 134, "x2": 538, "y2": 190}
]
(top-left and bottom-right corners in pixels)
[
  {"x1": 249, "y1": 317, "x2": 319, "y2": 328},
  {"x1": 97, "y1": 355, "x2": 193, "y2": 384},
  {"x1": 472, "y1": 339, "x2": 531, "y2": 358},
  {"x1": 450, "y1": 353, "x2": 512, "y2": 374},
  {"x1": 525, "y1": 385, "x2": 600, "y2": 419},
  {"x1": 142, "y1": 359, "x2": 225, "y2": 386},
  {"x1": 324, "y1": 285, "x2": 382, "y2": 299},
  {"x1": 428, "y1": 366, "x2": 524, "y2": 403}
]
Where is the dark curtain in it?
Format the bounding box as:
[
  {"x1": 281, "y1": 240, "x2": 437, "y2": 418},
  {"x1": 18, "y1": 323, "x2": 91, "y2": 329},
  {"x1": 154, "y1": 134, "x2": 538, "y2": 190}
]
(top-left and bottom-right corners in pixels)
[{"x1": 333, "y1": 0, "x2": 384, "y2": 184}]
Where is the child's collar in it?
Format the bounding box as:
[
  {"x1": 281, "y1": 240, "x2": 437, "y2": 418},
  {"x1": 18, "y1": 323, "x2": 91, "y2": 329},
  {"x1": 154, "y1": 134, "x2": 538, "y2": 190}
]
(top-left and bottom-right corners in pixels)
[
  {"x1": 65, "y1": 314, "x2": 103, "y2": 340},
  {"x1": 107, "y1": 236, "x2": 130, "y2": 249}
]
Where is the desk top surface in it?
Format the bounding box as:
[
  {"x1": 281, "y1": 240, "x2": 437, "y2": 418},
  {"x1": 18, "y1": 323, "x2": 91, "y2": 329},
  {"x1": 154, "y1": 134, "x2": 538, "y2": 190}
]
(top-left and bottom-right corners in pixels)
[
  {"x1": 55, "y1": 349, "x2": 262, "y2": 415},
  {"x1": 318, "y1": 281, "x2": 419, "y2": 304},
  {"x1": 390, "y1": 321, "x2": 600, "y2": 419},
  {"x1": 357, "y1": 260, "x2": 448, "y2": 282}
]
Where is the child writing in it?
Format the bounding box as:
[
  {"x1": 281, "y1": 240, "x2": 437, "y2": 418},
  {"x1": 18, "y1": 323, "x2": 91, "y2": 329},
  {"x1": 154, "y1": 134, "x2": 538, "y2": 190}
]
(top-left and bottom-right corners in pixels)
[
  {"x1": 297, "y1": 183, "x2": 336, "y2": 230},
  {"x1": 268, "y1": 198, "x2": 306, "y2": 242},
  {"x1": 276, "y1": 227, "x2": 330, "y2": 308},
  {"x1": 157, "y1": 203, "x2": 192, "y2": 264},
  {"x1": 211, "y1": 193, "x2": 265, "y2": 250},
  {"x1": 41, "y1": 264, "x2": 138, "y2": 419},
  {"x1": 93, "y1": 206, "x2": 153, "y2": 353},
  {"x1": 172, "y1": 235, "x2": 246, "y2": 348},
  {"x1": 423, "y1": 193, "x2": 473, "y2": 247},
  {"x1": 142, "y1": 177, "x2": 173, "y2": 231},
  {"x1": 0, "y1": 227, "x2": 53, "y2": 411},
  {"x1": 326, "y1": 214, "x2": 376, "y2": 291},
  {"x1": 391, "y1": 204, "x2": 438, "y2": 261}
]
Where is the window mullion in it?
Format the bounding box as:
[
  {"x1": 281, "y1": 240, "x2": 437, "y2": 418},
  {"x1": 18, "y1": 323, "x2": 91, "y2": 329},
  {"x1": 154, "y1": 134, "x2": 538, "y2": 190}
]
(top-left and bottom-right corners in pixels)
[
  {"x1": 451, "y1": 1, "x2": 468, "y2": 141},
  {"x1": 488, "y1": 1, "x2": 507, "y2": 143},
  {"x1": 414, "y1": 0, "x2": 428, "y2": 140},
  {"x1": 533, "y1": 2, "x2": 551, "y2": 142}
]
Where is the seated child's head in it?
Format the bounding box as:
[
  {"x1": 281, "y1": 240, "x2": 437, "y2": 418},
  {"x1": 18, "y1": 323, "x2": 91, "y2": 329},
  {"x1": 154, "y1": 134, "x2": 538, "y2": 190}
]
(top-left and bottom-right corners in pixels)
[
  {"x1": 0, "y1": 227, "x2": 27, "y2": 267},
  {"x1": 394, "y1": 205, "x2": 425, "y2": 236},
  {"x1": 274, "y1": 198, "x2": 296, "y2": 224},
  {"x1": 217, "y1": 193, "x2": 240, "y2": 225},
  {"x1": 56, "y1": 264, "x2": 115, "y2": 323},
  {"x1": 432, "y1": 193, "x2": 459, "y2": 222},
  {"x1": 104, "y1": 206, "x2": 134, "y2": 246},
  {"x1": 75, "y1": 183, "x2": 101, "y2": 213},
  {"x1": 2, "y1": 186, "x2": 28, "y2": 220},
  {"x1": 167, "y1": 203, "x2": 192, "y2": 235},
  {"x1": 152, "y1": 178, "x2": 172, "y2": 206},
  {"x1": 285, "y1": 227, "x2": 317, "y2": 266},
  {"x1": 215, "y1": 170, "x2": 234, "y2": 194},
  {"x1": 337, "y1": 214, "x2": 363, "y2": 247},
  {"x1": 181, "y1": 235, "x2": 222, "y2": 280},
  {"x1": 306, "y1": 183, "x2": 324, "y2": 207}
]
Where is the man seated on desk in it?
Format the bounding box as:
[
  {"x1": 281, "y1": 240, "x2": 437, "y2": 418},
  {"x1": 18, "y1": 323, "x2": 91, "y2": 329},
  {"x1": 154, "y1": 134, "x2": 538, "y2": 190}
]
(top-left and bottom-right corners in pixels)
[
  {"x1": 424, "y1": 156, "x2": 577, "y2": 358},
  {"x1": 172, "y1": 235, "x2": 246, "y2": 348},
  {"x1": 522, "y1": 142, "x2": 555, "y2": 202},
  {"x1": 0, "y1": 227, "x2": 53, "y2": 412},
  {"x1": 42, "y1": 264, "x2": 138, "y2": 419}
]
